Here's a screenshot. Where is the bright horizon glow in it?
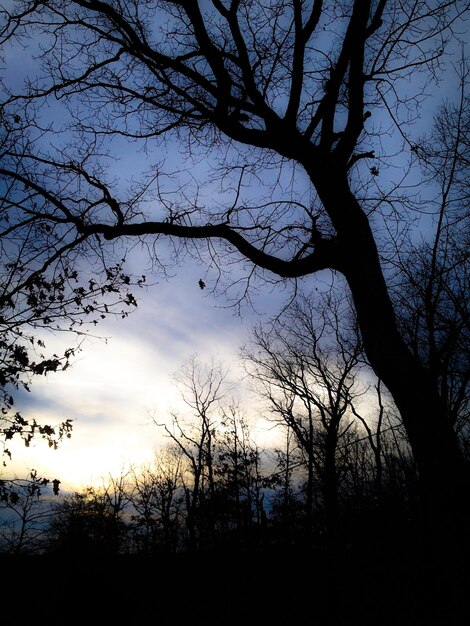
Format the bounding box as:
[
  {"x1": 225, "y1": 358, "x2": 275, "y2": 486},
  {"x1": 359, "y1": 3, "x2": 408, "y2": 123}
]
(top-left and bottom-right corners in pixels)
[
  {"x1": 3, "y1": 267, "x2": 286, "y2": 490},
  {"x1": 2, "y1": 273, "x2": 385, "y2": 492}
]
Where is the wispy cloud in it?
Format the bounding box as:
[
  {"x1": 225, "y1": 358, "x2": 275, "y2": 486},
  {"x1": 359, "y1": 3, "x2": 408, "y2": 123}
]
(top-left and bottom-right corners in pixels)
[{"x1": 5, "y1": 264, "x2": 265, "y2": 488}]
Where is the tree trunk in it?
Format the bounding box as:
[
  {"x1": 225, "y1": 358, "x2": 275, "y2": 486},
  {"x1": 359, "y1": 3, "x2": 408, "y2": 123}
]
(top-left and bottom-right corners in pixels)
[
  {"x1": 312, "y1": 168, "x2": 468, "y2": 545},
  {"x1": 323, "y1": 428, "x2": 339, "y2": 551},
  {"x1": 305, "y1": 445, "x2": 315, "y2": 536}
]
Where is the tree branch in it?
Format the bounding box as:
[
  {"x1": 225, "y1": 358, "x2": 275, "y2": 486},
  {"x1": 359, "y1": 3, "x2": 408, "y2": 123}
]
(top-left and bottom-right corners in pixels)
[{"x1": 82, "y1": 219, "x2": 341, "y2": 278}]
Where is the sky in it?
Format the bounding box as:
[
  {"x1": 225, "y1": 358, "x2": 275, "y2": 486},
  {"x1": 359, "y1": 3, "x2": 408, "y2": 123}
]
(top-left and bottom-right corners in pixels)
[
  {"x1": 1, "y1": 2, "x2": 465, "y2": 491},
  {"x1": 0, "y1": 9, "x2": 294, "y2": 488},
  {"x1": 7, "y1": 259, "x2": 288, "y2": 490}
]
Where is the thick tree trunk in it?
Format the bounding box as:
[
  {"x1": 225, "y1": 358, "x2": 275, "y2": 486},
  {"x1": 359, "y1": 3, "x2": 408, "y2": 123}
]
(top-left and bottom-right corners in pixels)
[{"x1": 312, "y1": 168, "x2": 468, "y2": 545}]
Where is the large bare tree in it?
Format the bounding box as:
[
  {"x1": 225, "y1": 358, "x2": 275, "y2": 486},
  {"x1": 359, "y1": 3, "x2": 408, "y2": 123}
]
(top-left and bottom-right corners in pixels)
[{"x1": 0, "y1": 1, "x2": 468, "y2": 538}]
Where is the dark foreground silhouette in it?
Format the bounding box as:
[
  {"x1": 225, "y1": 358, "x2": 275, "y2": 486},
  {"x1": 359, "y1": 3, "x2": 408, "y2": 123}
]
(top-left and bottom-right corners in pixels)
[{"x1": 3, "y1": 536, "x2": 468, "y2": 625}]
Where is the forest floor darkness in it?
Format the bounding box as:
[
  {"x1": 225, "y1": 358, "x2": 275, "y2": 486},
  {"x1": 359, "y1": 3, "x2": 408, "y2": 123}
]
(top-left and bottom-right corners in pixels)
[{"x1": 3, "y1": 537, "x2": 469, "y2": 624}]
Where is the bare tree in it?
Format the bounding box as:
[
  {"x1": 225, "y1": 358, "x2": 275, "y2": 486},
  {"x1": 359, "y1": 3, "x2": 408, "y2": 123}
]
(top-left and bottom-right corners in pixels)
[
  {"x1": 393, "y1": 74, "x2": 470, "y2": 438},
  {"x1": 0, "y1": 0, "x2": 468, "y2": 536},
  {"x1": 47, "y1": 480, "x2": 130, "y2": 556},
  {"x1": 346, "y1": 381, "x2": 419, "y2": 519},
  {"x1": 130, "y1": 448, "x2": 184, "y2": 554},
  {"x1": 267, "y1": 426, "x2": 306, "y2": 543},
  {"x1": 156, "y1": 356, "x2": 268, "y2": 548},
  {"x1": 243, "y1": 293, "x2": 364, "y2": 545},
  {"x1": 155, "y1": 355, "x2": 230, "y2": 549},
  {"x1": 350, "y1": 381, "x2": 386, "y2": 499},
  {"x1": 99, "y1": 470, "x2": 134, "y2": 551},
  {"x1": 0, "y1": 470, "x2": 57, "y2": 554},
  {"x1": 214, "y1": 402, "x2": 266, "y2": 539}
]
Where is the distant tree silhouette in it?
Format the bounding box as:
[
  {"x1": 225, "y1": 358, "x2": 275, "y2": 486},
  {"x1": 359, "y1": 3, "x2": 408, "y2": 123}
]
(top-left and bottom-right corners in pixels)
[
  {"x1": 267, "y1": 427, "x2": 307, "y2": 544},
  {"x1": 0, "y1": 470, "x2": 56, "y2": 554},
  {"x1": 155, "y1": 356, "x2": 229, "y2": 549},
  {"x1": 0, "y1": 0, "x2": 468, "y2": 542},
  {"x1": 154, "y1": 356, "x2": 268, "y2": 549},
  {"x1": 243, "y1": 292, "x2": 367, "y2": 546},
  {"x1": 212, "y1": 402, "x2": 266, "y2": 545},
  {"x1": 47, "y1": 479, "x2": 130, "y2": 556},
  {"x1": 130, "y1": 448, "x2": 185, "y2": 554}
]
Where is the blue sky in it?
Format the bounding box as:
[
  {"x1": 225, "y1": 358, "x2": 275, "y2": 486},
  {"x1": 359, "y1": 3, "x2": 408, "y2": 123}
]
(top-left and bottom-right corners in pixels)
[
  {"x1": 0, "y1": 12, "x2": 291, "y2": 486},
  {"x1": 1, "y1": 2, "x2": 466, "y2": 489}
]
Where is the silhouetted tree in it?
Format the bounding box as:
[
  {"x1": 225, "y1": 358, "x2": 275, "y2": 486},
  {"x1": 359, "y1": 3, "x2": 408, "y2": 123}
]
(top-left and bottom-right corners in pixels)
[
  {"x1": 0, "y1": 0, "x2": 468, "y2": 539},
  {"x1": 0, "y1": 133, "x2": 146, "y2": 460},
  {"x1": 47, "y1": 479, "x2": 130, "y2": 556},
  {"x1": 130, "y1": 448, "x2": 185, "y2": 554},
  {"x1": 392, "y1": 77, "x2": 470, "y2": 440},
  {"x1": 267, "y1": 427, "x2": 307, "y2": 544},
  {"x1": 349, "y1": 381, "x2": 387, "y2": 500},
  {"x1": 243, "y1": 293, "x2": 364, "y2": 545},
  {"x1": 0, "y1": 104, "x2": 147, "y2": 458},
  {"x1": 213, "y1": 403, "x2": 266, "y2": 543},
  {"x1": 338, "y1": 401, "x2": 420, "y2": 550},
  {"x1": 155, "y1": 357, "x2": 269, "y2": 549},
  {"x1": 156, "y1": 356, "x2": 230, "y2": 549},
  {"x1": 0, "y1": 469, "x2": 56, "y2": 554}
]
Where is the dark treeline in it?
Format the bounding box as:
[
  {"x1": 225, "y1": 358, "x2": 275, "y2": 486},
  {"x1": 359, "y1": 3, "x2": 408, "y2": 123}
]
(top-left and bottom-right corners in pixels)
[
  {"x1": 0, "y1": 296, "x2": 448, "y2": 558},
  {"x1": 2, "y1": 321, "x2": 469, "y2": 559},
  {"x1": 2, "y1": 292, "x2": 469, "y2": 621},
  {"x1": 1, "y1": 391, "x2": 467, "y2": 622},
  {"x1": 0, "y1": 407, "x2": 421, "y2": 558}
]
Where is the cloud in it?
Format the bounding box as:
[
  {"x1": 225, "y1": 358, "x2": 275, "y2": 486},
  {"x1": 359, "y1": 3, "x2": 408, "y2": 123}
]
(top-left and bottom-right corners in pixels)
[{"x1": 5, "y1": 262, "x2": 264, "y2": 488}]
